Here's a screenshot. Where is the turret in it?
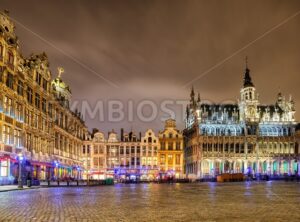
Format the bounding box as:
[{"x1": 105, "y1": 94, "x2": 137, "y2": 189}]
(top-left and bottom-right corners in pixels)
[{"x1": 239, "y1": 57, "x2": 259, "y2": 123}]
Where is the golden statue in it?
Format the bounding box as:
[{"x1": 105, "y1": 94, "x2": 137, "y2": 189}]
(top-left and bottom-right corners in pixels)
[{"x1": 58, "y1": 67, "x2": 64, "y2": 78}]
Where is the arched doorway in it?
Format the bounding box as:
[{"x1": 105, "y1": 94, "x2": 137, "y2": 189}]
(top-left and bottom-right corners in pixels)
[{"x1": 262, "y1": 161, "x2": 267, "y2": 174}]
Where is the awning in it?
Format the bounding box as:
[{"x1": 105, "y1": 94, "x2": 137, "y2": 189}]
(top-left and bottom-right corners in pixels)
[
  {"x1": 0, "y1": 155, "x2": 17, "y2": 163},
  {"x1": 91, "y1": 171, "x2": 106, "y2": 175}
]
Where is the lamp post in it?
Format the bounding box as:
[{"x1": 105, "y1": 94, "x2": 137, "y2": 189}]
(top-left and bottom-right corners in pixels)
[
  {"x1": 18, "y1": 153, "x2": 24, "y2": 189},
  {"x1": 87, "y1": 170, "x2": 90, "y2": 186},
  {"x1": 54, "y1": 161, "x2": 59, "y2": 180}
]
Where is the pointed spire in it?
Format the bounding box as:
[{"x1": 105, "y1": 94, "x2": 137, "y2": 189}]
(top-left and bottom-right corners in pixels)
[
  {"x1": 186, "y1": 105, "x2": 189, "y2": 118},
  {"x1": 197, "y1": 92, "x2": 201, "y2": 103},
  {"x1": 243, "y1": 57, "x2": 254, "y2": 88},
  {"x1": 190, "y1": 86, "x2": 195, "y2": 99}
]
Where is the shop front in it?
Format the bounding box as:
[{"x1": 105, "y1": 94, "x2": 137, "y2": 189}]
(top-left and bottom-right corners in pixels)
[
  {"x1": 91, "y1": 170, "x2": 106, "y2": 180},
  {"x1": 29, "y1": 161, "x2": 53, "y2": 181},
  {"x1": 0, "y1": 154, "x2": 17, "y2": 185},
  {"x1": 53, "y1": 164, "x2": 82, "y2": 181},
  {"x1": 140, "y1": 169, "x2": 159, "y2": 182}
]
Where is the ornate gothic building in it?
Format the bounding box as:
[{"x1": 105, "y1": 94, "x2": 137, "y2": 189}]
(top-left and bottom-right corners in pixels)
[
  {"x1": 184, "y1": 63, "x2": 298, "y2": 179},
  {"x1": 0, "y1": 10, "x2": 88, "y2": 185}
]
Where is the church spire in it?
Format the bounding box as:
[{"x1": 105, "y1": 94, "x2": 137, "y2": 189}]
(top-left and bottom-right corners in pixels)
[
  {"x1": 197, "y1": 92, "x2": 201, "y2": 103},
  {"x1": 190, "y1": 86, "x2": 195, "y2": 99},
  {"x1": 243, "y1": 56, "x2": 254, "y2": 88}
]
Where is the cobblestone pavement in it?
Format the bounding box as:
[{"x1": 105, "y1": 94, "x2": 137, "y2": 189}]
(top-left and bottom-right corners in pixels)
[{"x1": 0, "y1": 181, "x2": 300, "y2": 222}]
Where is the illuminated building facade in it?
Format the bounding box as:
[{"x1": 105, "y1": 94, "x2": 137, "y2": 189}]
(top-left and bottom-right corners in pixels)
[
  {"x1": 158, "y1": 119, "x2": 184, "y2": 179},
  {"x1": 140, "y1": 129, "x2": 159, "y2": 180},
  {"x1": 0, "y1": 10, "x2": 87, "y2": 185},
  {"x1": 82, "y1": 130, "x2": 106, "y2": 180},
  {"x1": 184, "y1": 63, "x2": 298, "y2": 179},
  {"x1": 83, "y1": 128, "x2": 163, "y2": 181}
]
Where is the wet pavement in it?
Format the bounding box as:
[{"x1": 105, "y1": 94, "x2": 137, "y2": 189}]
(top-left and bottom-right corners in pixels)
[{"x1": 0, "y1": 181, "x2": 299, "y2": 221}]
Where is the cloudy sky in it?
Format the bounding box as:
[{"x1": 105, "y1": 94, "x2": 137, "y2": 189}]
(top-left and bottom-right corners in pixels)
[{"x1": 2, "y1": 0, "x2": 300, "y2": 134}]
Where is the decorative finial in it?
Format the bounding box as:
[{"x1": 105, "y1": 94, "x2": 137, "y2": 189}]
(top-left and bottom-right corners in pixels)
[
  {"x1": 245, "y1": 56, "x2": 248, "y2": 69},
  {"x1": 58, "y1": 67, "x2": 64, "y2": 78}
]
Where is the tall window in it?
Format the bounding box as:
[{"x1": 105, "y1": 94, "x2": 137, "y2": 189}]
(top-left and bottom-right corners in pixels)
[
  {"x1": 35, "y1": 72, "x2": 42, "y2": 85},
  {"x1": 15, "y1": 103, "x2": 22, "y2": 121},
  {"x1": 35, "y1": 93, "x2": 40, "y2": 109},
  {"x1": 93, "y1": 157, "x2": 99, "y2": 167},
  {"x1": 176, "y1": 155, "x2": 180, "y2": 165},
  {"x1": 168, "y1": 142, "x2": 173, "y2": 150},
  {"x1": 3, "y1": 96, "x2": 13, "y2": 116},
  {"x1": 160, "y1": 154, "x2": 165, "y2": 165},
  {"x1": 94, "y1": 146, "x2": 98, "y2": 154},
  {"x1": 17, "y1": 80, "x2": 23, "y2": 96},
  {"x1": 3, "y1": 125, "x2": 13, "y2": 145},
  {"x1": 34, "y1": 113, "x2": 39, "y2": 128},
  {"x1": 168, "y1": 154, "x2": 173, "y2": 165},
  {"x1": 176, "y1": 142, "x2": 181, "y2": 150},
  {"x1": 161, "y1": 142, "x2": 165, "y2": 150},
  {"x1": 7, "y1": 51, "x2": 14, "y2": 66},
  {"x1": 42, "y1": 78, "x2": 47, "y2": 91},
  {"x1": 26, "y1": 133, "x2": 32, "y2": 151},
  {"x1": 14, "y1": 129, "x2": 22, "y2": 147},
  {"x1": 42, "y1": 98, "x2": 47, "y2": 113},
  {"x1": 48, "y1": 103, "x2": 53, "y2": 117},
  {"x1": 6, "y1": 73, "x2": 13, "y2": 89},
  {"x1": 27, "y1": 87, "x2": 33, "y2": 104},
  {"x1": 0, "y1": 160, "x2": 8, "y2": 177}
]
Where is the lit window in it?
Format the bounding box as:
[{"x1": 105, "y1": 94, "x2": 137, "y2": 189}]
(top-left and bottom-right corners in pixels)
[{"x1": 0, "y1": 160, "x2": 8, "y2": 177}]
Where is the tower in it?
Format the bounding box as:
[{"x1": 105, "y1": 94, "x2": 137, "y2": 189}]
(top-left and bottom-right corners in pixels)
[{"x1": 239, "y1": 58, "x2": 260, "y2": 123}]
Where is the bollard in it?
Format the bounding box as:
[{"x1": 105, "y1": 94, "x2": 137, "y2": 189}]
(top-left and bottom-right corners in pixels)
[
  {"x1": 57, "y1": 180, "x2": 60, "y2": 186},
  {"x1": 77, "y1": 180, "x2": 79, "y2": 186},
  {"x1": 48, "y1": 180, "x2": 50, "y2": 186},
  {"x1": 67, "y1": 181, "x2": 70, "y2": 186}
]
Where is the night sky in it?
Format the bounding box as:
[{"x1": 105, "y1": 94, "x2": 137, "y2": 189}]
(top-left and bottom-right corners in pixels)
[{"x1": 2, "y1": 0, "x2": 300, "y2": 134}]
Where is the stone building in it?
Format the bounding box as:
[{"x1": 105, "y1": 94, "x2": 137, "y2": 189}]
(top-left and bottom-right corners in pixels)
[
  {"x1": 82, "y1": 130, "x2": 107, "y2": 180},
  {"x1": 184, "y1": 63, "x2": 298, "y2": 179},
  {"x1": 0, "y1": 10, "x2": 88, "y2": 184},
  {"x1": 158, "y1": 119, "x2": 184, "y2": 179},
  {"x1": 82, "y1": 128, "x2": 161, "y2": 181},
  {"x1": 140, "y1": 129, "x2": 159, "y2": 180}
]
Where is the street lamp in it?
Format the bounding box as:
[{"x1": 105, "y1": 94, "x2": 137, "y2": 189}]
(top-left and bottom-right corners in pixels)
[
  {"x1": 77, "y1": 166, "x2": 80, "y2": 180},
  {"x1": 54, "y1": 161, "x2": 59, "y2": 180},
  {"x1": 18, "y1": 153, "x2": 24, "y2": 189},
  {"x1": 87, "y1": 170, "x2": 90, "y2": 186}
]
